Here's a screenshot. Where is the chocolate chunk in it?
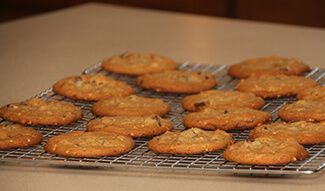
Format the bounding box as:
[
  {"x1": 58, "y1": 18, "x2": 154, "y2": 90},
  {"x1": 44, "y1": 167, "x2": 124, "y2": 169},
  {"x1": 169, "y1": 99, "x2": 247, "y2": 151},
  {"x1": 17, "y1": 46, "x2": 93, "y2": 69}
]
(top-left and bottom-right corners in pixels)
[
  {"x1": 73, "y1": 76, "x2": 82, "y2": 82},
  {"x1": 152, "y1": 115, "x2": 161, "y2": 127},
  {"x1": 194, "y1": 101, "x2": 209, "y2": 111},
  {"x1": 245, "y1": 119, "x2": 255, "y2": 123},
  {"x1": 278, "y1": 68, "x2": 289, "y2": 71},
  {"x1": 245, "y1": 139, "x2": 255, "y2": 143}
]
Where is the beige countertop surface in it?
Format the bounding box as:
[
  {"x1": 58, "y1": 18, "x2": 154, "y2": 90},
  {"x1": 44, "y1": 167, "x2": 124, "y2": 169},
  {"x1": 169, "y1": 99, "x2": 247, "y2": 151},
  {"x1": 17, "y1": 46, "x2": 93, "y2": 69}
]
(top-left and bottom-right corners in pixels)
[{"x1": 1, "y1": 2, "x2": 325, "y2": 191}]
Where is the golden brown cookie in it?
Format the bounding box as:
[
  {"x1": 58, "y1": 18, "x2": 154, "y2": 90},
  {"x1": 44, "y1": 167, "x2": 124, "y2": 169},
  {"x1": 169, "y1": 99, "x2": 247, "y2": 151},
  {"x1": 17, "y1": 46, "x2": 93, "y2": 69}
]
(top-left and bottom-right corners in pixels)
[
  {"x1": 183, "y1": 108, "x2": 272, "y2": 131},
  {"x1": 53, "y1": 73, "x2": 135, "y2": 101},
  {"x1": 87, "y1": 115, "x2": 173, "y2": 138},
  {"x1": 136, "y1": 70, "x2": 217, "y2": 94},
  {"x1": 0, "y1": 124, "x2": 43, "y2": 149},
  {"x1": 0, "y1": 98, "x2": 83, "y2": 126},
  {"x1": 43, "y1": 131, "x2": 135, "y2": 157},
  {"x1": 91, "y1": 95, "x2": 171, "y2": 116},
  {"x1": 147, "y1": 128, "x2": 234, "y2": 155},
  {"x1": 181, "y1": 90, "x2": 265, "y2": 112},
  {"x1": 236, "y1": 74, "x2": 318, "y2": 98},
  {"x1": 101, "y1": 52, "x2": 178, "y2": 76},
  {"x1": 278, "y1": 100, "x2": 325, "y2": 122},
  {"x1": 296, "y1": 86, "x2": 325, "y2": 101},
  {"x1": 228, "y1": 56, "x2": 310, "y2": 79},
  {"x1": 223, "y1": 137, "x2": 309, "y2": 165},
  {"x1": 249, "y1": 121, "x2": 325, "y2": 145}
]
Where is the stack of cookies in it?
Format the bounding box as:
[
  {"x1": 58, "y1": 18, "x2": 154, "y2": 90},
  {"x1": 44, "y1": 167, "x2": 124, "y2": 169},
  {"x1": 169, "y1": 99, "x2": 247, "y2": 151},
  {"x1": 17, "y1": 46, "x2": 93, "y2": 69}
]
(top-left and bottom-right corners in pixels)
[{"x1": 0, "y1": 53, "x2": 322, "y2": 166}]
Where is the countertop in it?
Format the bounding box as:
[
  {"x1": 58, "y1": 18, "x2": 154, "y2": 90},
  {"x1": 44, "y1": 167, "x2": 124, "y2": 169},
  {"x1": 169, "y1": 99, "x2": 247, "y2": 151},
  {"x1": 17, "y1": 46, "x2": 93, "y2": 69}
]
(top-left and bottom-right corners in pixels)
[{"x1": 1, "y1": 3, "x2": 325, "y2": 191}]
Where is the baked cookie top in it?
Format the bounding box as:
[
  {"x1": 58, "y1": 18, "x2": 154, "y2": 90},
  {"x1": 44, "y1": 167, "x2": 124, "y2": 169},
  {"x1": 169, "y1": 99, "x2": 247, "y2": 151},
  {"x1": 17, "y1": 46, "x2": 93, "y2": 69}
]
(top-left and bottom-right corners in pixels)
[
  {"x1": 43, "y1": 131, "x2": 135, "y2": 157},
  {"x1": 87, "y1": 115, "x2": 173, "y2": 137},
  {"x1": 228, "y1": 56, "x2": 310, "y2": 79},
  {"x1": 181, "y1": 90, "x2": 265, "y2": 112},
  {"x1": 183, "y1": 107, "x2": 272, "y2": 131},
  {"x1": 52, "y1": 73, "x2": 135, "y2": 101},
  {"x1": 0, "y1": 98, "x2": 83, "y2": 126},
  {"x1": 101, "y1": 52, "x2": 178, "y2": 76},
  {"x1": 91, "y1": 95, "x2": 171, "y2": 116},
  {"x1": 147, "y1": 128, "x2": 234, "y2": 155},
  {"x1": 249, "y1": 121, "x2": 325, "y2": 145},
  {"x1": 136, "y1": 70, "x2": 217, "y2": 94},
  {"x1": 278, "y1": 100, "x2": 325, "y2": 122},
  {"x1": 235, "y1": 74, "x2": 318, "y2": 98},
  {"x1": 222, "y1": 137, "x2": 309, "y2": 165},
  {"x1": 0, "y1": 124, "x2": 43, "y2": 149},
  {"x1": 296, "y1": 86, "x2": 325, "y2": 101}
]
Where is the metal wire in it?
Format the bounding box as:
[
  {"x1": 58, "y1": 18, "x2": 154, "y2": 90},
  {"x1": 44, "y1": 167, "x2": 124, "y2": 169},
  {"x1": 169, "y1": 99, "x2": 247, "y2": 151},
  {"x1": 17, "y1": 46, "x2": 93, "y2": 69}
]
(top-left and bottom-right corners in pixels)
[{"x1": 1, "y1": 62, "x2": 325, "y2": 175}]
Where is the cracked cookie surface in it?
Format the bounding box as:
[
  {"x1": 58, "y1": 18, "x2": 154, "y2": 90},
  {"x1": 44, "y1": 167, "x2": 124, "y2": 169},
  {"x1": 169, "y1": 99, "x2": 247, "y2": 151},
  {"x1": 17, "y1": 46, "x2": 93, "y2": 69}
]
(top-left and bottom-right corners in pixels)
[
  {"x1": 91, "y1": 95, "x2": 171, "y2": 116},
  {"x1": 278, "y1": 100, "x2": 325, "y2": 122},
  {"x1": 148, "y1": 128, "x2": 234, "y2": 154},
  {"x1": 249, "y1": 121, "x2": 325, "y2": 145},
  {"x1": 183, "y1": 107, "x2": 272, "y2": 131},
  {"x1": 296, "y1": 86, "x2": 325, "y2": 101},
  {"x1": 223, "y1": 137, "x2": 308, "y2": 165},
  {"x1": 101, "y1": 52, "x2": 178, "y2": 76},
  {"x1": 53, "y1": 73, "x2": 135, "y2": 101},
  {"x1": 136, "y1": 70, "x2": 217, "y2": 94},
  {"x1": 0, "y1": 124, "x2": 43, "y2": 149},
  {"x1": 181, "y1": 90, "x2": 265, "y2": 112},
  {"x1": 43, "y1": 131, "x2": 135, "y2": 157},
  {"x1": 0, "y1": 98, "x2": 83, "y2": 126},
  {"x1": 87, "y1": 115, "x2": 173, "y2": 137},
  {"x1": 236, "y1": 74, "x2": 318, "y2": 98},
  {"x1": 228, "y1": 56, "x2": 310, "y2": 79}
]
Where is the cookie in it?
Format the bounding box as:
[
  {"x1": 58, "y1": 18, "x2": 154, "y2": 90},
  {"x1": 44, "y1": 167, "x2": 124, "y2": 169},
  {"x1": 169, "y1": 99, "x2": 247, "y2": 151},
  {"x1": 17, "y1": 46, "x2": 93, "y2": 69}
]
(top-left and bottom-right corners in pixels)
[
  {"x1": 136, "y1": 70, "x2": 217, "y2": 94},
  {"x1": 147, "y1": 128, "x2": 234, "y2": 155},
  {"x1": 183, "y1": 108, "x2": 272, "y2": 131},
  {"x1": 0, "y1": 124, "x2": 43, "y2": 149},
  {"x1": 53, "y1": 73, "x2": 135, "y2": 101},
  {"x1": 181, "y1": 90, "x2": 265, "y2": 112},
  {"x1": 101, "y1": 52, "x2": 178, "y2": 76},
  {"x1": 228, "y1": 56, "x2": 310, "y2": 79},
  {"x1": 43, "y1": 131, "x2": 135, "y2": 157},
  {"x1": 236, "y1": 74, "x2": 318, "y2": 98},
  {"x1": 0, "y1": 98, "x2": 83, "y2": 126},
  {"x1": 87, "y1": 115, "x2": 173, "y2": 138},
  {"x1": 223, "y1": 137, "x2": 309, "y2": 165},
  {"x1": 278, "y1": 100, "x2": 325, "y2": 122},
  {"x1": 296, "y1": 86, "x2": 325, "y2": 101},
  {"x1": 249, "y1": 121, "x2": 325, "y2": 145},
  {"x1": 91, "y1": 95, "x2": 171, "y2": 116}
]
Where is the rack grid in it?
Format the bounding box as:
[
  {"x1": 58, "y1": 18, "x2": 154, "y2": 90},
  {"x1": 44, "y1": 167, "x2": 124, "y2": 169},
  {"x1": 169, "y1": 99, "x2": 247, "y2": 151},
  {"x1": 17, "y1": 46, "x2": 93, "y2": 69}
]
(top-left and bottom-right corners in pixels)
[{"x1": 1, "y1": 61, "x2": 325, "y2": 175}]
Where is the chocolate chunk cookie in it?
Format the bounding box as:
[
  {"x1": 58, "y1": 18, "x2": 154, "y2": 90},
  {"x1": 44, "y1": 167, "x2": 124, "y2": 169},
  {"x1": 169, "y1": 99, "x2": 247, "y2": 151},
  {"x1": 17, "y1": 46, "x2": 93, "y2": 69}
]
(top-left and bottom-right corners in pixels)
[
  {"x1": 101, "y1": 52, "x2": 178, "y2": 76},
  {"x1": 249, "y1": 121, "x2": 325, "y2": 145},
  {"x1": 43, "y1": 131, "x2": 135, "y2": 157},
  {"x1": 183, "y1": 108, "x2": 272, "y2": 131},
  {"x1": 0, "y1": 98, "x2": 83, "y2": 126},
  {"x1": 228, "y1": 56, "x2": 310, "y2": 79},
  {"x1": 181, "y1": 90, "x2": 265, "y2": 112},
  {"x1": 296, "y1": 86, "x2": 325, "y2": 101},
  {"x1": 91, "y1": 95, "x2": 171, "y2": 116},
  {"x1": 223, "y1": 137, "x2": 309, "y2": 165},
  {"x1": 278, "y1": 100, "x2": 325, "y2": 122},
  {"x1": 0, "y1": 124, "x2": 43, "y2": 149},
  {"x1": 87, "y1": 115, "x2": 173, "y2": 138},
  {"x1": 148, "y1": 128, "x2": 234, "y2": 154},
  {"x1": 53, "y1": 73, "x2": 135, "y2": 101},
  {"x1": 236, "y1": 74, "x2": 318, "y2": 98},
  {"x1": 136, "y1": 70, "x2": 217, "y2": 94}
]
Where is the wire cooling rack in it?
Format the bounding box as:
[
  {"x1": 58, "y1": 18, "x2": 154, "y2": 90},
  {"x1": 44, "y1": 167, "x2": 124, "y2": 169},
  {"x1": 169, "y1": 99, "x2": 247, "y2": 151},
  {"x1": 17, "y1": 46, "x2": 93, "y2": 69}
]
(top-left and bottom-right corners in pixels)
[{"x1": 1, "y1": 61, "x2": 325, "y2": 176}]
